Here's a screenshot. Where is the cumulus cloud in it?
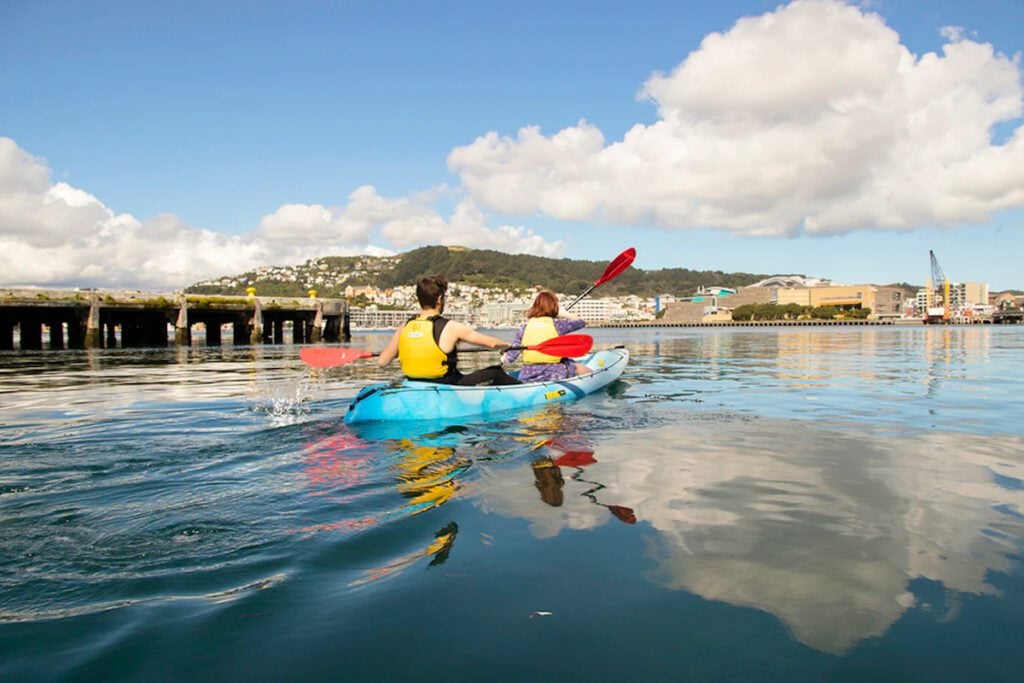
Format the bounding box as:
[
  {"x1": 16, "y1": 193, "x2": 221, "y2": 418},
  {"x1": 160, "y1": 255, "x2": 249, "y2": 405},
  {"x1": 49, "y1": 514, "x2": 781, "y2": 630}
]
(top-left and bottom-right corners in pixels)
[
  {"x1": 255, "y1": 185, "x2": 563, "y2": 257},
  {"x1": 378, "y1": 194, "x2": 564, "y2": 256},
  {"x1": 0, "y1": 138, "x2": 563, "y2": 288},
  {"x1": 0, "y1": 138, "x2": 268, "y2": 289},
  {"x1": 448, "y1": 0, "x2": 1024, "y2": 236}
]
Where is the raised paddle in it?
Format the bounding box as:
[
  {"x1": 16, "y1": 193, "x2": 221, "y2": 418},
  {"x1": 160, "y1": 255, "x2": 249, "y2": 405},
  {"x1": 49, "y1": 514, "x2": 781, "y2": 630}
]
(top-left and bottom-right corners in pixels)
[
  {"x1": 564, "y1": 247, "x2": 636, "y2": 311},
  {"x1": 300, "y1": 333, "x2": 594, "y2": 369}
]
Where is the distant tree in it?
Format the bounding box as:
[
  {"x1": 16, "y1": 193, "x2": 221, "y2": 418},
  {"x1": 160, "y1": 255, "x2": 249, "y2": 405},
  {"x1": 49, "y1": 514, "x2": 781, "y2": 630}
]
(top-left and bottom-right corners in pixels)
[{"x1": 811, "y1": 305, "x2": 839, "y2": 320}]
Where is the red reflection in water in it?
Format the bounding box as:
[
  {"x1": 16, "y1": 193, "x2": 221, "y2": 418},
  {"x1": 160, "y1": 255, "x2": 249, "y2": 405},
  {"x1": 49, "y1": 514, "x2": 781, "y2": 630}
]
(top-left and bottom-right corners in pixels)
[{"x1": 303, "y1": 431, "x2": 374, "y2": 494}]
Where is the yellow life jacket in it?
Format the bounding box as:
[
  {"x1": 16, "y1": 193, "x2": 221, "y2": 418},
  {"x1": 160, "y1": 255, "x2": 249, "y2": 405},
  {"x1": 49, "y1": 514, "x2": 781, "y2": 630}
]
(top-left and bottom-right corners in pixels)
[
  {"x1": 398, "y1": 317, "x2": 450, "y2": 379},
  {"x1": 522, "y1": 316, "x2": 560, "y2": 364}
]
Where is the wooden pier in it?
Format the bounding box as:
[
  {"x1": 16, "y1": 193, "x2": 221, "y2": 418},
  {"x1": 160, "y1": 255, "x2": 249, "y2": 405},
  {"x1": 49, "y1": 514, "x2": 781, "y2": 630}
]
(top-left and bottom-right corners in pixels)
[{"x1": 0, "y1": 288, "x2": 351, "y2": 351}]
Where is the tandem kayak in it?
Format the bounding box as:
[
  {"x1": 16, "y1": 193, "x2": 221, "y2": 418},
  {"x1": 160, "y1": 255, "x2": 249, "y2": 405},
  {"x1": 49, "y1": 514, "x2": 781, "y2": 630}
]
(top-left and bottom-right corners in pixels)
[{"x1": 344, "y1": 347, "x2": 629, "y2": 424}]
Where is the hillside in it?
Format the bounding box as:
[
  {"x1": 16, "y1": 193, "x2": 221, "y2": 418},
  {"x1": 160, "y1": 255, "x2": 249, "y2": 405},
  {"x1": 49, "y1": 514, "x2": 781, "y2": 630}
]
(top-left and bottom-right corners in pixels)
[{"x1": 186, "y1": 245, "x2": 773, "y2": 298}]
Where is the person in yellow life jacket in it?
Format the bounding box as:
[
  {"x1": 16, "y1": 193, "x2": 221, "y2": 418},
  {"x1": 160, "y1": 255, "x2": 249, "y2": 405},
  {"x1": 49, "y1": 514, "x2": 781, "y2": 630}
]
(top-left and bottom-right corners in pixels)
[
  {"x1": 378, "y1": 275, "x2": 520, "y2": 386},
  {"x1": 503, "y1": 289, "x2": 591, "y2": 382}
]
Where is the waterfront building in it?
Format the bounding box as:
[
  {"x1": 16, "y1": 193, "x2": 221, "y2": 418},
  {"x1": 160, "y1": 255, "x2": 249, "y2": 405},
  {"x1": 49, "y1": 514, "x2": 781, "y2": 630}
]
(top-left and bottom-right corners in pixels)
[
  {"x1": 654, "y1": 294, "x2": 678, "y2": 314},
  {"x1": 661, "y1": 287, "x2": 774, "y2": 323},
  {"x1": 566, "y1": 297, "x2": 616, "y2": 322},
  {"x1": 478, "y1": 301, "x2": 529, "y2": 328},
  {"x1": 991, "y1": 292, "x2": 1024, "y2": 310},
  {"x1": 914, "y1": 282, "x2": 990, "y2": 317},
  {"x1": 693, "y1": 286, "x2": 738, "y2": 297},
  {"x1": 776, "y1": 285, "x2": 903, "y2": 318},
  {"x1": 914, "y1": 290, "x2": 929, "y2": 315},
  {"x1": 949, "y1": 282, "x2": 989, "y2": 309},
  {"x1": 347, "y1": 308, "x2": 471, "y2": 329}
]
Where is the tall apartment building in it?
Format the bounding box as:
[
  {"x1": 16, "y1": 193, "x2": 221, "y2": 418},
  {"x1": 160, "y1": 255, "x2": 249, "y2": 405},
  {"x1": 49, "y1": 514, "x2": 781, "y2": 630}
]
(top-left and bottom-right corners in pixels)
[
  {"x1": 948, "y1": 282, "x2": 989, "y2": 309},
  {"x1": 914, "y1": 282, "x2": 989, "y2": 314}
]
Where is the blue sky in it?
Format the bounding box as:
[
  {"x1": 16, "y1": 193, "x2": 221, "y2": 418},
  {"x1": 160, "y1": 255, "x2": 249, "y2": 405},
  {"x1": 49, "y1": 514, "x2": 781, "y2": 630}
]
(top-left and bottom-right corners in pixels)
[{"x1": 1, "y1": 0, "x2": 1022, "y2": 290}]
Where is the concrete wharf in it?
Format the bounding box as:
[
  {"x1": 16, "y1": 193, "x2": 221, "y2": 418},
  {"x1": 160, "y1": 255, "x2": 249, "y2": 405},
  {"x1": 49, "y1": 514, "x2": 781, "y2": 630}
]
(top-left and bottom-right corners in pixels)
[{"x1": 0, "y1": 288, "x2": 351, "y2": 351}]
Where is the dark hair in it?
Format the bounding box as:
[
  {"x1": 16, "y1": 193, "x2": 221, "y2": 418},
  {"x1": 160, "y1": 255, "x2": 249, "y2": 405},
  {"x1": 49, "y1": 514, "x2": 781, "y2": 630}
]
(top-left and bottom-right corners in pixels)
[
  {"x1": 416, "y1": 274, "x2": 448, "y2": 308},
  {"x1": 526, "y1": 290, "x2": 559, "y2": 318}
]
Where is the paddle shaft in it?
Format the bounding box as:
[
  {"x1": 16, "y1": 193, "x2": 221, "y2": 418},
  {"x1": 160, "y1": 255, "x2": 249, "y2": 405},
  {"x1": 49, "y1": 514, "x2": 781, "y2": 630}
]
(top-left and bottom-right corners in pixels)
[
  {"x1": 564, "y1": 247, "x2": 635, "y2": 311},
  {"x1": 564, "y1": 284, "x2": 597, "y2": 311}
]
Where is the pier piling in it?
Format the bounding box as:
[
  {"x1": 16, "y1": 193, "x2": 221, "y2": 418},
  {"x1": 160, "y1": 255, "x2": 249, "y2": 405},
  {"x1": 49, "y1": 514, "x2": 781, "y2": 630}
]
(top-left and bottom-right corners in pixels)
[
  {"x1": 85, "y1": 296, "x2": 103, "y2": 349},
  {"x1": 250, "y1": 300, "x2": 263, "y2": 345},
  {"x1": 175, "y1": 296, "x2": 190, "y2": 346},
  {"x1": 311, "y1": 303, "x2": 323, "y2": 343}
]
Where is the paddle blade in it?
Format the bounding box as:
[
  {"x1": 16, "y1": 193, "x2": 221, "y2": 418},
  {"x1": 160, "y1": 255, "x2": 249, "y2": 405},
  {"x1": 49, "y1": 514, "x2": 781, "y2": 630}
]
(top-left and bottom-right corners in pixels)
[
  {"x1": 594, "y1": 247, "x2": 635, "y2": 286},
  {"x1": 606, "y1": 505, "x2": 637, "y2": 525},
  {"x1": 552, "y1": 450, "x2": 597, "y2": 468},
  {"x1": 300, "y1": 347, "x2": 374, "y2": 368},
  {"x1": 529, "y1": 333, "x2": 593, "y2": 358}
]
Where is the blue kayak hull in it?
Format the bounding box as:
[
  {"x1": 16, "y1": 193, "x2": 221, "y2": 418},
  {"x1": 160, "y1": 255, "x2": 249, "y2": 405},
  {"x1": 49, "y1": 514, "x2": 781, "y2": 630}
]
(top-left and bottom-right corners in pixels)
[{"x1": 344, "y1": 347, "x2": 629, "y2": 423}]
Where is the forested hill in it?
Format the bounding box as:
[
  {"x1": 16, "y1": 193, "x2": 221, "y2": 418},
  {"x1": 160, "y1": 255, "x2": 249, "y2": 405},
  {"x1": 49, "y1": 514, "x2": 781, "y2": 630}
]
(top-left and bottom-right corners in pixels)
[{"x1": 186, "y1": 245, "x2": 774, "y2": 298}]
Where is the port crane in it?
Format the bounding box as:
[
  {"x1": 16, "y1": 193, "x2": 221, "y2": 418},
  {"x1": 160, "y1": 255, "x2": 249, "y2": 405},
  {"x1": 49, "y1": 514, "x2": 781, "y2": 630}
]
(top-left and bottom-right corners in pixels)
[{"x1": 925, "y1": 250, "x2": 950, "y2": 323}]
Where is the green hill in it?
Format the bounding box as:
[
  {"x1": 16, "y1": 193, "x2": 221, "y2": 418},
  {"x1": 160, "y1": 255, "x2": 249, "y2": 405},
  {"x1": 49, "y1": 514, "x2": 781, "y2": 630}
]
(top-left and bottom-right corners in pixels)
[{"x1": 186, "y1": 245, "x2": 773, "y2": 298}]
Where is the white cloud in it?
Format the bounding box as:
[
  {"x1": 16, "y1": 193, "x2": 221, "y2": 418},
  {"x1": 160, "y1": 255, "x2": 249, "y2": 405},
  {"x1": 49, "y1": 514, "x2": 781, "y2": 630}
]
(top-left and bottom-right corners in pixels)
[
  {"x1": 379, "y1": 193, "x2": 565, "y2": 256},
  {"x1": 0, "y1": 137, "x2": 563, "y2": 288},
  {"x1": 940, "y1": 25, "x2": 966, "y2": 43},
  {"x1": 448, "y1": 0, "x2": 1024, "y2": 236},
  {"x1": 257, "y1": 185, "x2": 564, "y2": 258}
]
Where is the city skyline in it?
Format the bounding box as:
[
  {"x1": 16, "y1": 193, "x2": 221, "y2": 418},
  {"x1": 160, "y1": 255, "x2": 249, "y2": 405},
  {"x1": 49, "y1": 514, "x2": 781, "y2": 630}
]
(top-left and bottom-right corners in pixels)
[{"x1": 1, "y1": 0, "x2": 1022, "y2": 290}]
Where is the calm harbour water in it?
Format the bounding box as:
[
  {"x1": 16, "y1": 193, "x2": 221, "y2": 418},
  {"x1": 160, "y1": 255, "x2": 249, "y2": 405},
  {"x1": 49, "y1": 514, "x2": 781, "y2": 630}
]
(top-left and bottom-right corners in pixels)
[{"x1": 2, "y1": 326, "x2": 1023, "y2": 681}]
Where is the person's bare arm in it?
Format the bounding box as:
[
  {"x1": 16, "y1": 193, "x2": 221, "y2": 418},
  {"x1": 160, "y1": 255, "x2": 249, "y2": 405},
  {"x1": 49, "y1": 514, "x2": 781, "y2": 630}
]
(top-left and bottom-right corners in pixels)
[
  {"x1": 446, "y1": 322, "x2": 508, "y2": 350},
  {"x1": 378, "y1": 329, "x2": 401, "y2": 366}
]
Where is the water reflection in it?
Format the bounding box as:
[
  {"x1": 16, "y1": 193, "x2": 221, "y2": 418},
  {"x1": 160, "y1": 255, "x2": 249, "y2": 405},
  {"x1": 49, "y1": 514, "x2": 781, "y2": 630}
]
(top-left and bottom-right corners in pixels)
[
  {"x1": 300, "y1": 424, "x2": 481, "y2": 585},
  {"x1": 477, "y1": 407, "x2": 640, "y2": 537},
  {"x1": 537, "y1": 418, "x2": 1023, "y2": 655},
  {"x1": 347, "y1": 522, "x2": 459, "y2": 587}
]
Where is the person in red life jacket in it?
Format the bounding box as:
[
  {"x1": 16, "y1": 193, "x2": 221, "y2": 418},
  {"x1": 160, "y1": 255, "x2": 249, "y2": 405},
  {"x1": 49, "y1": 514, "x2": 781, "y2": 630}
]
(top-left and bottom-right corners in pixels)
[
  {"x1": 503, "y1": 289, "x2": 591, "y2": 383},
  {"x1": 378, "y1": 275, "x2": 521, "y2": 386}
]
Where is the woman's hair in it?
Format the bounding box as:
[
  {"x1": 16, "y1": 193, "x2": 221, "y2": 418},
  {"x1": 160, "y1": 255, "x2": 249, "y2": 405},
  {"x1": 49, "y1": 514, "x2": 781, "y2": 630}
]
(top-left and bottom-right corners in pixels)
[
  {"x1": 416, "y1": 275, "x2": 448, "y2": 308},
  {"x1": 527, "y1": 290, "x2": 560, "y2": 318}
]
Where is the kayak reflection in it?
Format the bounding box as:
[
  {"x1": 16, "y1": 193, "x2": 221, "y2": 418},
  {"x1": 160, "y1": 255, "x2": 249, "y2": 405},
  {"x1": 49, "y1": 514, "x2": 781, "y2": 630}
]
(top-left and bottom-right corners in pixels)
[
  {"x1": 390, "y1": 439, "x2": 470, "y2": 515},
  {"x1": 348, "y1": 522, "x2": 459, "y2": 587},
  {"x1": 301, "y1": 425, "x2": 474, "y2": 527},
  {"x1": 301, "y1": 425, "x2": 473, "y2": 586},
  {"x1": 300, "y1": 407, "x2": 640, "y2": 587}
]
